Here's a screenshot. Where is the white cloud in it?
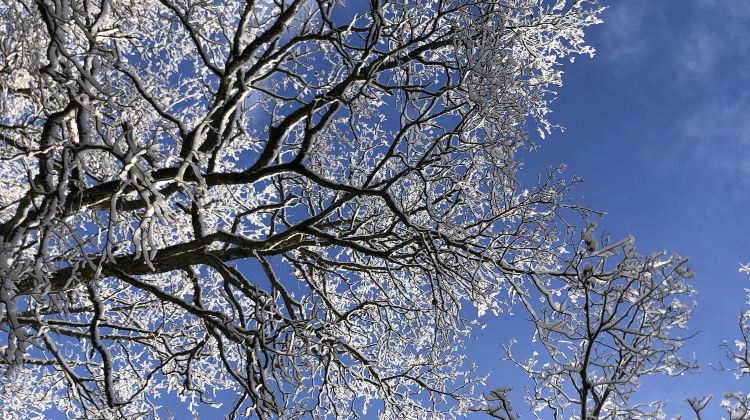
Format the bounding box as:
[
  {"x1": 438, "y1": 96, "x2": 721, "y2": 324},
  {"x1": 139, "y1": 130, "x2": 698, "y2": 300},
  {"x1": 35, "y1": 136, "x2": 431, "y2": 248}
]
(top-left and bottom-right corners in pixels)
[
  {"x1": 599, "y1": 0, "x2": 750, "y2": 83},
  {"x1": 693, "y1": 0, "x2": 750, "y2": 20},
  {"x1": 675, "y1": 0, "x2": 750, "y2": 83},
  {"x1": 598, "y1": 1, "x2": 653, "y2": 64},
  {"x1": 680, "y1": 96, "x2": 750, "y2": 188},
  {"x1": 676, "y1": 29, "x2": 722, "y2": 79}
]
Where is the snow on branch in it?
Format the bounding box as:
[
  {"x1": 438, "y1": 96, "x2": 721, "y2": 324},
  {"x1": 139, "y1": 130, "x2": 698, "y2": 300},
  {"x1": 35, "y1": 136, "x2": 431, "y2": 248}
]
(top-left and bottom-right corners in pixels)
[{"x1": 0, "y1": 0, "x2": 603, "y2": 417}]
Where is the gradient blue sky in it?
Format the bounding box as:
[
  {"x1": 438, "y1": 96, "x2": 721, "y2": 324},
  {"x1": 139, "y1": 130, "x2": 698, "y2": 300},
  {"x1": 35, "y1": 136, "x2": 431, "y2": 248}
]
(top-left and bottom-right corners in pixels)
[{"x1": 471, "y1": 0, "x2": 750, "y2": 417}]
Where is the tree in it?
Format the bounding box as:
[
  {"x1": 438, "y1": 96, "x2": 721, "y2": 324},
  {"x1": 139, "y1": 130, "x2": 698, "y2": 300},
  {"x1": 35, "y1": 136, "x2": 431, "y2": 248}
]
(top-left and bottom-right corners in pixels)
[
  {"x1": 494, "y1": 226, "x2": 697, "y2": 419},
  {"x1": 713, "y1": 264, "x2": 750, "y2": 419},
  {"x1": 0, "y1": 0, "x2": 604, "y2": 418},
  {"x1": 724, "y1": 264, "x2": 750, "y2": 379},
  {"x1": 641, "y1": 265, "x2": 750, "y2": 420}
]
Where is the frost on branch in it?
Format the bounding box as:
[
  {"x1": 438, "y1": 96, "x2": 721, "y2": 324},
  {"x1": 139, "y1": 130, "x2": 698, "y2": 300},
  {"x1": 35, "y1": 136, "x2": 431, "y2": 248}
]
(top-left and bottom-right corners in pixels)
[
  {"x1": 722, "y1": 264, "x2": 750, "y2": 378},
  {"x1": 713, "y1": 264, "x2": 750, "y2": 420},
  {"x1": 477, "y1": 386, "x2": 518, "y2": 420},
  {"x1": 686, "y1": 394, "x2": 712, "y2": 419},
  {"x1": 722, "y1": 391, "x2": 750, "y2": 420},
  {"x1": 0, "y1": 0, "x2": 603, "y2": 417},
  {"x1": 501, "y1": 230, "x2": 697, "y2": 419}
]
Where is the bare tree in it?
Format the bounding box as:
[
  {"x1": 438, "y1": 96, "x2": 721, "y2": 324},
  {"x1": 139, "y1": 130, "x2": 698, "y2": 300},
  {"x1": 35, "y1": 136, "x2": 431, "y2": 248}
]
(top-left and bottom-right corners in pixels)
[
  {"x1": 501, "y1": 225, "x2": 697, "y2": 419},
  {"x1": 0, "y1": 0, "x2": 603, "y2": 418}
]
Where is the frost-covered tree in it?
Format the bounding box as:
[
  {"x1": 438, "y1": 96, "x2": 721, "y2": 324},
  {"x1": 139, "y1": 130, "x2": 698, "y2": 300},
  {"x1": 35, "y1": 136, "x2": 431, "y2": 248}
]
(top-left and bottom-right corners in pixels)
[
  {"x1": 495, "y1": 226, "x2": 697, "y2": 419},
  {"x1": 660, "y1": 268, "x2": 750, "y2": 420},
  {"x1": 724, "y1": 264, "x2": 750, "y2": 379},
  {"x1": 0, "y1": 0, "x2": 608, "y2": 417},
  {"x1": 712, "y1": 264, "x2": 750, "y2": 420},
  {"x1": 682, "y1": 393, "x2": 750, "y2": 420}
]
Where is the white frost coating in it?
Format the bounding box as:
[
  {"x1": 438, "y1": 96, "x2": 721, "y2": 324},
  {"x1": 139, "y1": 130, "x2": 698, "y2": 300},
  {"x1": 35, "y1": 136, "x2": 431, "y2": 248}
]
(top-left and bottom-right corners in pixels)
[
  {"x1": 716, "y1": 263, "x2": 750, "y2": 418},
  {"x1": 0, "y1": 0, "x2": 608, "y2": 418},
  {"x1": 501, "y1": 229, "x2": 697, "y2": 419}
]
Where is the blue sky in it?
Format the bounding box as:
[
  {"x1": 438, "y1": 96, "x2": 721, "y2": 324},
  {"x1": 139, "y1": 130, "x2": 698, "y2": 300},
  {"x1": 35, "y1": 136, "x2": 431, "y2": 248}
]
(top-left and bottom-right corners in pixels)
[{"x1": 470, "y1": 0, "x2": 750, "y2": 417}]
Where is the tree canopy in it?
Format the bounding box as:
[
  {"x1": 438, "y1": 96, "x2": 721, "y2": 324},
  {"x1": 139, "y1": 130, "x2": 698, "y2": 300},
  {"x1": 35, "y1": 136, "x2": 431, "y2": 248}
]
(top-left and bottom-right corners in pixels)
[{"x1": 0, "y1": 0, "x2": 713, "y2": 418}]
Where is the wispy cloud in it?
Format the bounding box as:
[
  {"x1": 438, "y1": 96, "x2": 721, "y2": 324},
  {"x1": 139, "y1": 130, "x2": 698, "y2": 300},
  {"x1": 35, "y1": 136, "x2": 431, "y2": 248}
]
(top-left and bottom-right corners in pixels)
[
  {"x1": 679, "y1": 96, "x2": 750, "y2": 197},
  {"x1": 600, "y1": 0, "x2": 750, "y2": 84},
  {"x1": 596, "y1": 1, "x2": 750, "y2": 200},
  {"x1": 674, "y1": 0, "x2": 750, "y2": 83},
  {"x1": 674, "y1": 1, "x2": 750, "y2": 194},
  {"x1": 598, "y1": 1, "x2": 654, "y2": 64},
  {"x1": 676, "y1": 29, "x2": 722, "y2": 79},
  {"x1": 693, "y1": 0, "x2": 750, "y2": 22}
]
